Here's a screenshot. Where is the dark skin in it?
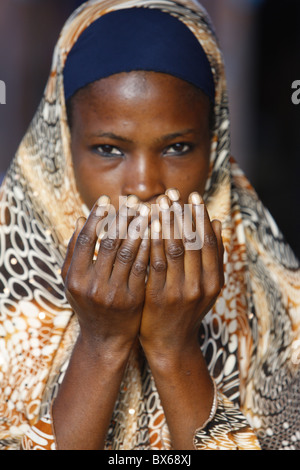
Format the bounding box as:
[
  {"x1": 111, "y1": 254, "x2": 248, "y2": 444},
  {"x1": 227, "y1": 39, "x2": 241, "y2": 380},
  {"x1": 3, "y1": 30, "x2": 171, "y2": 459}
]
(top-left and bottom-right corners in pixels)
[{"x1": 52, "y1": 71, "x2": 224, "y2": 450}]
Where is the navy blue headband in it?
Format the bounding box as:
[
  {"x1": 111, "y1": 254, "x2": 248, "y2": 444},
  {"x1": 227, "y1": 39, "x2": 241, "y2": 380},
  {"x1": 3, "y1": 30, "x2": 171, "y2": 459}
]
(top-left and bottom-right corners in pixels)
[{"x1": 63, "y1": 7, "x2": 215, "y2": 103}]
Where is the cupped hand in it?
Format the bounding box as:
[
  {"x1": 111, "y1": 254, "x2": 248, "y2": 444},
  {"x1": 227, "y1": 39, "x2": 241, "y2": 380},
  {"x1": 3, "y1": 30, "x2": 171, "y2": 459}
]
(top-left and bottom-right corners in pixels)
[
  {"x1": 139, "y1": 189, "x2": 224, "y2": 359},
  {"x1": 61, "y1": 195, "x2": 150, "y2": 351}
]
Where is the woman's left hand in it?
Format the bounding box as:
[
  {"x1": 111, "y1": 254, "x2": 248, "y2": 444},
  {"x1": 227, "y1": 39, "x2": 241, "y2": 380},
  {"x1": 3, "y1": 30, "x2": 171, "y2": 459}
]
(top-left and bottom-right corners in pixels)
[{"x1": 139, "y1": 189, "x2": 224, "y2": 360}]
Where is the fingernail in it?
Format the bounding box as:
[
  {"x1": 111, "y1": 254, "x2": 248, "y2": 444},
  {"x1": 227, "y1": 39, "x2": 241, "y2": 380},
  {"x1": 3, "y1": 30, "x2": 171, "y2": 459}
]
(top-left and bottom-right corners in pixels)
[
  {"x1": 96, "y1": 205, "x2": 109, "y2": 218},
  {"x1": 166, "y1": 188, "x2": 180, "y2": 202},
  {"x1": 190, "y1": 192, "x2": 203, "y2": 205},
  {"x1": 158, "y1": 196, "x2": 170, "y2": 210},
  {"x1": 126, "y1": 194, "x2": 139, "y2": 208},
  {"x1": 152, "y1": 219, "x2": 161, "y2": 233},
  {"x1": 139, "y1": 203, "x2": 150, "y2": 217},
  {"x1": 97, "y1": 195, "x2": 110, "y2": 206}
]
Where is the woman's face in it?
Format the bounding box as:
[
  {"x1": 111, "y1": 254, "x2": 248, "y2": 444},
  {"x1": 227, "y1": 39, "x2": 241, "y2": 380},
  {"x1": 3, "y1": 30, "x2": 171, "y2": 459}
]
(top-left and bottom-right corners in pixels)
[{"x1": 69, "y1": 71, "x2": 212, "y2": 210}]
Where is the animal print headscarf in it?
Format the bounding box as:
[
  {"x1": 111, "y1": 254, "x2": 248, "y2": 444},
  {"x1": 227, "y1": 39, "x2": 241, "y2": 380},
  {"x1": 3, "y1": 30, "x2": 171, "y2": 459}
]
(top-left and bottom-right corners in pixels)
[{"x1": 0, "y1": 0, "x2": 299, "y2": 450}]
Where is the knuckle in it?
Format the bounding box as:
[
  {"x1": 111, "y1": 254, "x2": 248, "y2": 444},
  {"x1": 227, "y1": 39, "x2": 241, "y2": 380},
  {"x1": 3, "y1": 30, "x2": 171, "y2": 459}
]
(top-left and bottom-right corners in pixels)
[
  {"x1": 87, "y1": 285, "x2": 115, "y2": 308},
  {"x1": 76, "y1": 232, "x2": 92, "y2": 248},
  {"x1": 168, "y1": 290, "x2": 183, "y2": 305},
  {"x1": 187, "y1": 284, "x2": 202, "y2": 302},
  {"x1": 100, "y1": 236, "x2": 118, "y2": 253},
  {"x1": 132, "y1": 260, "x2": 148, "y2": 276},
  {"x1": 166, "y1": 243, "x2": 184, "y2": 260},
  {"x1": 103, "y1": 290, "x2": 115, "y2": 308},
  {"x1": 117, "y1": 246, "x2": 135, "y2": 264},
  {"x1": 204, "y1": 233, "x2": 217, "y2": 249},
  {"x1": 151, "y1": 259, "x2": 167, "y2": 273},
  {"x1": 64, "y1": 276, "x2": 81, "y2": 298},
  {"x1": 86, "y1": 283, "x2": 101, "y2": 302}
]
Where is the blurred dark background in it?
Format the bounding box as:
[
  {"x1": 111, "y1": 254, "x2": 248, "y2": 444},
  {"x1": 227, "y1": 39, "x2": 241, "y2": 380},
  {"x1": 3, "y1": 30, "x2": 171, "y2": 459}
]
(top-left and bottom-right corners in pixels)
[{"x1": 0, "y1": 0, "x2": 299, "y2": 258}]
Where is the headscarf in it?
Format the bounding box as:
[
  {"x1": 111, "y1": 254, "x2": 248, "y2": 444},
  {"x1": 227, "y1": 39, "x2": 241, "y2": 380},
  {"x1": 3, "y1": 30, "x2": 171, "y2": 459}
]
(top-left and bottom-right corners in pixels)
[
  {"x1": 63, "y1": 7, "x2": 215, "y2": 103},
  {"x1": 0, "y1": 0, "x2": 299, "y2": 450}
]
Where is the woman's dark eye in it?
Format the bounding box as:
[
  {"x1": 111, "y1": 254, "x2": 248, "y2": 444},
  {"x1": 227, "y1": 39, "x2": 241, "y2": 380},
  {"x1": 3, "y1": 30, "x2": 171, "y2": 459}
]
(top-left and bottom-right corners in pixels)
[
  {"x1": 95, "y1": 145, "x2": 123, "y2": 157},
  {"x1": 163, "y1": 143, "x2": 191, "y2": 156}
]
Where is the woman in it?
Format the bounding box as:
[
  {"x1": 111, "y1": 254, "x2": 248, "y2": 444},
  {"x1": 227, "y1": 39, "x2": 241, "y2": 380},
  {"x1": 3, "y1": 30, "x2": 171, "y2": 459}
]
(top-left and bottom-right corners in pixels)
[{"x1": 0, "y1": 0, "x2": 299, "y2": 450}]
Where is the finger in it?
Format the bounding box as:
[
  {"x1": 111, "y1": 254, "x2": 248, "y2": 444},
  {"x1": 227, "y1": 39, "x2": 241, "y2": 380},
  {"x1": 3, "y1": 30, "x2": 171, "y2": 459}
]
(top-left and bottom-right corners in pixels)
[
  {"x1": 186, "y1": 192, "x2": 205, "y2": 246},
  {"x1": 128, "y1": 226, "x2": 151, "y2": 292},
  {"x1": 111, "y1": 203, "x2": 150, "y2": 282},
  {"x1": 61, "y1": 216, "x2": 86, "y2": 282},
  {"x1": 165, "y1": 187, "x2": 181, "y2": 203},
  {"x1": 159, "y1": 193, "x2": 185, "y2": 284},
  {"x1": 182, "y1": 192, "x2": 204, "y2": 285},
  {"x1": 69, "y1": 195, "x2": 111, "y2": 273},
  {"x1": 200, "y1": 198, "x2": 223, "y2": 295},
  {"x1": 147, "y1": 216, "x2": 167, "y2": 290},
  {"x1": 95, "y1": 195, "x2": 140, "y2": 278}
]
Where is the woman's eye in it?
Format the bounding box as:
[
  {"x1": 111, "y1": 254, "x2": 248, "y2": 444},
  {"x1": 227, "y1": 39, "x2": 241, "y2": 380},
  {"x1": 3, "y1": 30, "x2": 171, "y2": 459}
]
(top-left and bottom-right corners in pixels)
[
  {"x1": 163, "y1": 143, "x2": 191, "y2": 156},
  {"x1": 95, "y1": 145, "x2": 123, "y2": 157}
]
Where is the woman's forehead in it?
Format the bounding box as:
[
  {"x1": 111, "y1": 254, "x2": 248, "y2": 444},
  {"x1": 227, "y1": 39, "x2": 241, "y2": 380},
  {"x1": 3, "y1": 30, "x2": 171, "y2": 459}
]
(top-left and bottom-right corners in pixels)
[
  {"x1": 72, "y1": 71, "x2": 208, "y2": 105},
  {"x1": 68, "y1": 72, "x2": 210, "y2": 131}
]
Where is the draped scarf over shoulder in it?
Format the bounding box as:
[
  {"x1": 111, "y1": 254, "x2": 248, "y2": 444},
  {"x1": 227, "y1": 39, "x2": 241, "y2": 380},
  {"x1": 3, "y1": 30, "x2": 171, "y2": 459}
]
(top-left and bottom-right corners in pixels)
[{"x1": 0, "y1": 0, "x2": 299, "y2": 450}]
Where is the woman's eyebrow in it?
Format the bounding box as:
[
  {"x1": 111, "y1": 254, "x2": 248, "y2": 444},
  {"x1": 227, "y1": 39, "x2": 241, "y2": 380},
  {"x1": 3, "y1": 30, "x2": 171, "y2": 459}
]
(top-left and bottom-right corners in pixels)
[
  {"x1": 155, "y1": 129, "x2": 199, "y2": 143},
  {"x1": 91, "y1": 131, "x2": 133, "y2": 143},
  {"x1": 89, "y1": 129, "x2": 199, "y2": 143}
]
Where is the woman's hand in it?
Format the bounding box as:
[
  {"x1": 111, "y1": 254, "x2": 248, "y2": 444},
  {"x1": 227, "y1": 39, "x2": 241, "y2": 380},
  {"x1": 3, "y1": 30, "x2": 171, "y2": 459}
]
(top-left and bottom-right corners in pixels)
[
  {"x1": 53, "y1": 195, "x2": 152, "y2": 450},
  {"x1": 55, "y1": 189, "x2": 223, "y2": 450},
  {"x1": 139, "y1": 189, "x2": 224, "y2": 360},
  {"x1": 61, "y1": 195, "x2": 150, "y2": 352},
  {"x1": 136, "y1": 189, "x2": 224, "y2": 449}
]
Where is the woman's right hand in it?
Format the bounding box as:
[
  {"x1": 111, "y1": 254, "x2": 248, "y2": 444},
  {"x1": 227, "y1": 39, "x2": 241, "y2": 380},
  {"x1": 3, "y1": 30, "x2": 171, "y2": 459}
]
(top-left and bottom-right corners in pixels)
[{"x1": 61, "y1": 195, "x2": 150, "y2": 353}]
